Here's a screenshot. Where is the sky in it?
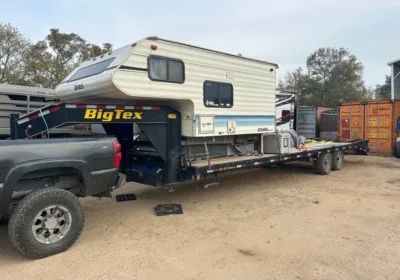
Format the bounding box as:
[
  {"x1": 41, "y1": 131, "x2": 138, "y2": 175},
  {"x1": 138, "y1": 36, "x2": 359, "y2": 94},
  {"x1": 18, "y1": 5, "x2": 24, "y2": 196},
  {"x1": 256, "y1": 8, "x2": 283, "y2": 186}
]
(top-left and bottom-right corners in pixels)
[{"x1": 2, "y1": 0, "x2": 399, "y2": 87}]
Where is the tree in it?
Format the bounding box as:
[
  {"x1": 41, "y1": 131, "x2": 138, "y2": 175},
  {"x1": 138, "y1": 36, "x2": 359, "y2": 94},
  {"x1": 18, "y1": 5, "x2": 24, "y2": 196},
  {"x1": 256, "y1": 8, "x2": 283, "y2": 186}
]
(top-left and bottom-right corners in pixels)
[
  {"x1": 279, "y1": 47, "x2": 370, "y2": 107},
  {"x1": 374, "y1": 75, "x2": 391, "y2": 100},
  {"x1": 0, "y1": 23, "x2": 29, "y2": 84},
  {"x1": 23, "y1": 28, "x2": 113, "y2": 88}
]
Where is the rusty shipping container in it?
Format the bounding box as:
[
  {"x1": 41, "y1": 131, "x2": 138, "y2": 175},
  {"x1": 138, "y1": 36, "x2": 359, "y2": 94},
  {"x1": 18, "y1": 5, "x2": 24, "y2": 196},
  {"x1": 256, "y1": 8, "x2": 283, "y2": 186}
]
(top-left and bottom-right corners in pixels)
[
  {"x1": 365, "y1": 101, "x2": 393, "y2": 154},
  {"x1": 339, "y1": 102, "x2": 365, "y2": 141},
  {"x1": 339, "y1": 100, "x2": 400, "y2": 155}
]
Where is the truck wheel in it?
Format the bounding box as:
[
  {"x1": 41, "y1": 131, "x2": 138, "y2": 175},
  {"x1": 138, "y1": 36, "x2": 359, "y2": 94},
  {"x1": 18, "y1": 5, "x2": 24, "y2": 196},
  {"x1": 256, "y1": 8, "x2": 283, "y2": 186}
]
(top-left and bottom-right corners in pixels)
[
  {"x1": 316, "y1": 152, "x2": 332, "y2": 175},
  {"x1": 396, "y1": 138, "x2": 400, "y2": 159},
  {"x1": 331, "y1": 151, "x2": 344, "y2": 170},
  {"x1": 8, "y1": 188, "x2": 85, "y2": 259}
]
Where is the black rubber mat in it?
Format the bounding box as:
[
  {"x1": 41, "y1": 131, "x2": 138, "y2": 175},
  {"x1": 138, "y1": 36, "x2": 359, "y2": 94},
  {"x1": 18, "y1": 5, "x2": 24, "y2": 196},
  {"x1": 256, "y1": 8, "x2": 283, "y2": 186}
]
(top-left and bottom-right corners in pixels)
[
  {"x1": 154, "y1": 204, "x2": 183, "y2": 216},
  {"x1": 115, "y1": 193, "x2": 137, "y2": 202}
]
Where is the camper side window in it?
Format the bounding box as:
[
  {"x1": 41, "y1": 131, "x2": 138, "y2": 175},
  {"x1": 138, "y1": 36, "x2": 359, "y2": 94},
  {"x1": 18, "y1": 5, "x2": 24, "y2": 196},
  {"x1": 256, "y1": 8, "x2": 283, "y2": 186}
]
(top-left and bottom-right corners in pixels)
[
  {"x1": 148, "y1": 56, "x2": 184, "y2": 83},
  {"x1": 204, "y1": 81, "x2": 233, "y2": 108}
]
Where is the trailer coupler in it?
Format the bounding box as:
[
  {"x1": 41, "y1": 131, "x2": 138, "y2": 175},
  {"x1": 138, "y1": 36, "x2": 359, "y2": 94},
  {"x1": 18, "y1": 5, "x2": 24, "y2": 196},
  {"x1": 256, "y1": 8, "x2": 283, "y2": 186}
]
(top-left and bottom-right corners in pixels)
[{"x1": 204, "y1": 172, "x2": 219, "y2": 189}]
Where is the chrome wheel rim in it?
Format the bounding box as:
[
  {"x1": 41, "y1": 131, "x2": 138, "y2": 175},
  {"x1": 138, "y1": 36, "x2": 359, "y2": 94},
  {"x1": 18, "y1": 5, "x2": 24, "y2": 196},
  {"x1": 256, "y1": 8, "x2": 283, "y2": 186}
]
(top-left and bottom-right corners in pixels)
[
  {"x1": 323, "y1": 156, "x2": 331, "y2": 171},
  {"x1": 31, "y1": 205, "x2": 72, "y2": 244}
]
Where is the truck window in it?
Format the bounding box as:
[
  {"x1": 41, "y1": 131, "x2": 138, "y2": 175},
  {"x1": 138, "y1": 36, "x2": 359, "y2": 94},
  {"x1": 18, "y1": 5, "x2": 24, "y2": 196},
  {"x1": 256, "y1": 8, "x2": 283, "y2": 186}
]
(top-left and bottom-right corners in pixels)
[
  {"x1": 281, "y1": 110, "x2": 291, "y2": 123},
  {"x1": 204, "y1": 81, "x2": 233, "y2": 108},
  {"x1": 148, "y1": 56, "x2": 184, "y2": 83},
  {"x1": 68, "y1": 58, "x2": 115, "y2": 82}
]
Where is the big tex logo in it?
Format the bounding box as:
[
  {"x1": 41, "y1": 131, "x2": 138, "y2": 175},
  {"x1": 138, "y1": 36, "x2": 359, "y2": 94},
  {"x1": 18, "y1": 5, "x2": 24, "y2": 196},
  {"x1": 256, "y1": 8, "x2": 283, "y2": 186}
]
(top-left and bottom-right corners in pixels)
[{"x1": 84, "y1": 109, "x2": 143, "y2": 122}]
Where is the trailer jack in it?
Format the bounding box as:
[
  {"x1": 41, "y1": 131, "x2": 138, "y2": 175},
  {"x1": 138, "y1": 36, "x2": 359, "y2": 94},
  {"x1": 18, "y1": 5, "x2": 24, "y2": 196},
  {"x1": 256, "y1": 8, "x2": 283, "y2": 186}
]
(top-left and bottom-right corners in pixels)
[{"x1": 204, "y1": 172, "x2": 220, "y2": 189}]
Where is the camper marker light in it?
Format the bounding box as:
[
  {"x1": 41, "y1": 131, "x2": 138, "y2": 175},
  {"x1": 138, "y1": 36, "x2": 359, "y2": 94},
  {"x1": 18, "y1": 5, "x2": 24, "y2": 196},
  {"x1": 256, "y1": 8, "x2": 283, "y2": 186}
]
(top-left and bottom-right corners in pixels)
[
  {"x1": 151, "y1": 44, "x2": 158, "y2": 50},
  {"x1": 131, "y1": 43, "x2": 137, "y2": 47}
]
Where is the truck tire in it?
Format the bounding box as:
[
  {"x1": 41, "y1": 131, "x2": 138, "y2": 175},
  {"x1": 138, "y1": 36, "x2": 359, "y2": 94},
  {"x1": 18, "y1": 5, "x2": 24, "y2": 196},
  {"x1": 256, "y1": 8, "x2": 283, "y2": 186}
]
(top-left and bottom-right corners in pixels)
[
  {"x1": 331, "y1": 151, "x2": 344, "y2": 170},
  {"x1": 396, "y1": 138, "x2": 400, "y2": 159},
  {"x1": 316, "y1": 152, "x2": 332, "y2": 175},
  {"x1": 8, "y1": 187, "x2": 85, "y2": 259}
]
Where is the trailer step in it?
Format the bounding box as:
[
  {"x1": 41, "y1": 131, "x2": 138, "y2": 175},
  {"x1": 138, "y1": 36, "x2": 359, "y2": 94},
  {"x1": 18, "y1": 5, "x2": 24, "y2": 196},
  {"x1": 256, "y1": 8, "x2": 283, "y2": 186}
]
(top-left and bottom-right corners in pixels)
[{"x1": 154, "y1": 204, "x2": 183, "y2": 216}]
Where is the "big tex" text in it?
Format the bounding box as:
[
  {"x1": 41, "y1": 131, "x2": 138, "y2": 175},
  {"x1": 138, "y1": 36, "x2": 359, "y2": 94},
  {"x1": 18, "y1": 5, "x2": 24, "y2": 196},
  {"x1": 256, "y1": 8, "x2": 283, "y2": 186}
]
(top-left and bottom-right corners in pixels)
[{"x1": 84, "y1": 109, "x2": 143, "y2": 122}]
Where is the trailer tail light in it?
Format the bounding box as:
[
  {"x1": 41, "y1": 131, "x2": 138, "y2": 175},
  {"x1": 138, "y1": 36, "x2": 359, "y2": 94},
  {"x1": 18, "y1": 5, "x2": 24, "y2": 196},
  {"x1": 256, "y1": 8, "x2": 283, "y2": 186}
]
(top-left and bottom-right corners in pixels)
[{"x1": 114, "y1": 141, "x2": 122, "y2": 168}]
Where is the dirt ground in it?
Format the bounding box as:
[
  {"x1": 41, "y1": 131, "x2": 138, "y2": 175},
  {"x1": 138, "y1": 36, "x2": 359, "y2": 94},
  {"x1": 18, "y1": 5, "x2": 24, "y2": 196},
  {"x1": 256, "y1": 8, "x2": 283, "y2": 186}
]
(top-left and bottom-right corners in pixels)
[{"x1": 1, "y1": 155, "x2": 400, "y2": 280}]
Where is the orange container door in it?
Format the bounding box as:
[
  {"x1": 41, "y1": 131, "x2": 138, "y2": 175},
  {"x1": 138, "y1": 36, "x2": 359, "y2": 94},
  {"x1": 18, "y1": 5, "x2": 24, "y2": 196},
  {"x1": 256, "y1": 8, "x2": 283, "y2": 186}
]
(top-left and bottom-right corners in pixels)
[
  {"x1": 339, "y1": 103, "x2": 365, "y2": 141},
  {"x1": 365, "y1": 102, "x2": 393, "y2": 154}
]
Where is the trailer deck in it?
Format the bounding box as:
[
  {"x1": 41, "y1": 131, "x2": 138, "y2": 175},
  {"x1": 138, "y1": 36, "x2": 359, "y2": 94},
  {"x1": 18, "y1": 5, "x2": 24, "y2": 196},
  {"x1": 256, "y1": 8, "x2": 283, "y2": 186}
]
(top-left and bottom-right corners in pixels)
[{"x1": 189, "y1": 142, "x2": 366, "y2": 177}]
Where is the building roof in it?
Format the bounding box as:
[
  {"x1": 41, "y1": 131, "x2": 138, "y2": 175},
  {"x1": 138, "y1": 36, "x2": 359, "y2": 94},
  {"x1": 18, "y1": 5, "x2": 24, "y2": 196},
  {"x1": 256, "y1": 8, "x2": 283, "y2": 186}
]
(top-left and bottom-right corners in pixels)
[{"x1": 387, "y1": 58, "x2": 400, "y2": 66}]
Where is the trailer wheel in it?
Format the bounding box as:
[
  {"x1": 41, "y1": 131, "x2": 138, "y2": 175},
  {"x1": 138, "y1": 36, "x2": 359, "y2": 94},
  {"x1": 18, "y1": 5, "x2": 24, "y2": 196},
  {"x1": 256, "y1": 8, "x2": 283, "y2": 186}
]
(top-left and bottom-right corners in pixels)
[
  {"x1": 331, "y1": 151, "x2": 344, "y2": 170},
  {"x1": 8, "y1": 187, "x2": 85, "y2": 259},
  {"x1": 316, "y1": 153, "x2": 332, "y2": 175}
]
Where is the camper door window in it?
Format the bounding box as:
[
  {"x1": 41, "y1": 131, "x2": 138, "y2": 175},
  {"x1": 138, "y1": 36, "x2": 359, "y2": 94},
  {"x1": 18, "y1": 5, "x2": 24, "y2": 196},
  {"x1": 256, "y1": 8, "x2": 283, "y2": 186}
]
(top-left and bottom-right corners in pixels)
[
  {"x1": 204, "y1": 81, "x2": 233, "y2": 108},
  {"x1": 148, "y1": 56, "x2": 184, "y2": 83}
]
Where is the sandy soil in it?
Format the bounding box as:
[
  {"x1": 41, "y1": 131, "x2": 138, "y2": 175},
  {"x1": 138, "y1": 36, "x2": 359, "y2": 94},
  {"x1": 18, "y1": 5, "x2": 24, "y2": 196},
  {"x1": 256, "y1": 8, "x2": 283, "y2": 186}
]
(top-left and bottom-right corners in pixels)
[{"x1": 1, "y1": 155, "x2": 400, "y2": 280}]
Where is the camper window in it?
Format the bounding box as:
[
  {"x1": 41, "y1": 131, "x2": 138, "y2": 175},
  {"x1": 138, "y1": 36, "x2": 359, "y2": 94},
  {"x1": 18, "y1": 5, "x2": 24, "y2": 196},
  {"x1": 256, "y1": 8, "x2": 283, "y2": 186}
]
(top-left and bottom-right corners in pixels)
[
  {"x1": 69, "y1": 58, "x2": 115, "y2": 82},
  {"x1": 204, "y1": 81, "x2": 233, "y2": 108},
  {"x1": 148, "y1": 56, "x2": 184, "y2": 83}
]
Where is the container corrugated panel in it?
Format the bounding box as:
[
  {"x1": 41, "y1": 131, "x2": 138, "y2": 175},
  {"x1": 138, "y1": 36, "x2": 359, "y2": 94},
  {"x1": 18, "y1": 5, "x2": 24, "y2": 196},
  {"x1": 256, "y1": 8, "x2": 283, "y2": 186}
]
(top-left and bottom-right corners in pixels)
[
  {"x1": 339, "y1": 102, "x2": 365, "y2": 141},
  {"x1": 365, "y1": 101, "x2": 393, "y2": 154},
  {"x1": 296, "y1": 106, "x2": 317, "y2": 139},
  {"x1": 320, "y1": 109, "x2": 338, "y2": 132},
  {"x1": 320, "y1": 109, "x2": 338, "y2": 141}
]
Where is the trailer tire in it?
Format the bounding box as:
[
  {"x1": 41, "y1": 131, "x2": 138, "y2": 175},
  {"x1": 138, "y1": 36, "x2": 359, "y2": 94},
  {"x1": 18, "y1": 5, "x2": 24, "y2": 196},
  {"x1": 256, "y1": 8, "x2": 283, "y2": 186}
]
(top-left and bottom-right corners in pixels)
[
  {"x1": 316, "y1": 152, "x2": 332, "y2": 175},
  {"x1": 331, "y1": 151, "x2": 344, "y2": 170},
  {"x1": 8, "y1": 187, "x2": 85, "y2": 259},
  {"x1": 396, "y1": 138, "x2": 400, "y2": 159}
]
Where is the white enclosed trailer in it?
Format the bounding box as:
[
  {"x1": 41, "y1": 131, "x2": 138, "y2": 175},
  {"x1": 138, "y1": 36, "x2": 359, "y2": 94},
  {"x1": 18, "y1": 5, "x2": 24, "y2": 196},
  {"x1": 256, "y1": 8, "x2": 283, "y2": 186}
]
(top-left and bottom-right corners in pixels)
[{"x1": 0, "y1": 84, "x2": 57, "y2": 138}]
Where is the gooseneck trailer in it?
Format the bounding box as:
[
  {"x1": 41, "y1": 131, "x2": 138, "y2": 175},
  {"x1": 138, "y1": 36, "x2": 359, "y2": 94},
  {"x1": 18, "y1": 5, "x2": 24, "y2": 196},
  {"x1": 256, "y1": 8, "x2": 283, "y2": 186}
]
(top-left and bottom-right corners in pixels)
[
  {"x1": 10, "y1": 35, "x2": 369, "y2": 189},
  {"x1": 10, "y1": 102, "x2": 368, "y2": 190}
]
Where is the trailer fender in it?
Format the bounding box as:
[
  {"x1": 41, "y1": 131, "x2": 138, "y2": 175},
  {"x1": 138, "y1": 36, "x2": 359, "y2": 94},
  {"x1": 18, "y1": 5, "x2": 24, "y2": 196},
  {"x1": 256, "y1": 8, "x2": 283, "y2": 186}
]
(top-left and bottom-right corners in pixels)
[{"x1": 0, "y1": 159, "x2": 93, "y2": 217}]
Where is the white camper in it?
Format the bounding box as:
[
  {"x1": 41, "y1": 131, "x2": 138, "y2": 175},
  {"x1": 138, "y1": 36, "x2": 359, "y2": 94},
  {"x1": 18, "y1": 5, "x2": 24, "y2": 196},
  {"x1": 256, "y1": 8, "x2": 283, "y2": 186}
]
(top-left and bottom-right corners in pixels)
[{"x1": 55, "y1": 36, "x2": 278, "y2": 139}]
